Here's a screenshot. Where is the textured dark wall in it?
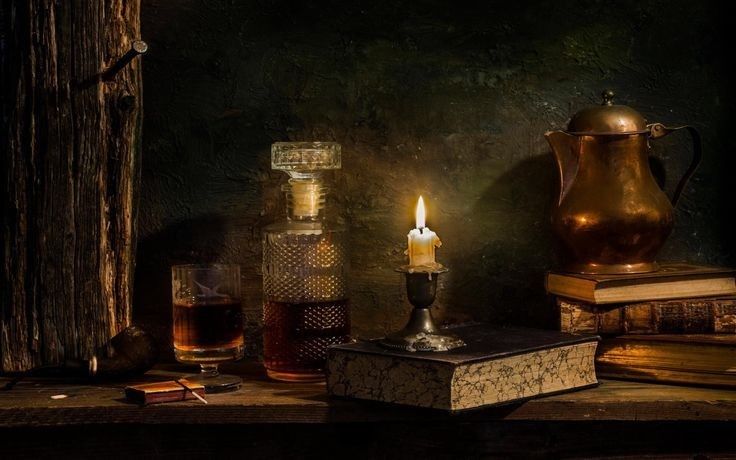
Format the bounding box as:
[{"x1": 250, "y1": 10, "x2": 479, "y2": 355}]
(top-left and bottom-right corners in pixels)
[{"x1": 137, "y1": 0, "x2": 735, "y2": 355}]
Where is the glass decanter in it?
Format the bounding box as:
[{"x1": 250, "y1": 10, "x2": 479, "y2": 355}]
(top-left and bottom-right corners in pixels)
[{"x1": 262, "y1": 142, "x2": 351, "y2": 382}]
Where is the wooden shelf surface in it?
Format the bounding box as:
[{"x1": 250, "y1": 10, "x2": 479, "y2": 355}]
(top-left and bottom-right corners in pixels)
[{"x1": 2, "y1": 362, "x2": 736, "y2": 428}]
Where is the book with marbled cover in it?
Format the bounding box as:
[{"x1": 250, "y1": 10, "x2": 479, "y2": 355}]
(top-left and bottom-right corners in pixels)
[{"x1": 326, "y1": 325, "x2": 599, "y2": 411}]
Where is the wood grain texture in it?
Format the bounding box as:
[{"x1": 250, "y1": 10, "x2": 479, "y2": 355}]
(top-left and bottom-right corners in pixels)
[
  {"x1": 1, "y1": 363, "x2": 736, "y2": 427},
  {"x1": 0, "y1": 0, "x2": 143, "y2": 371},
  {"x1": 2, "y1": 423, "x2": 735, "y2": 460},
  {"x1": 3, "y1": 363, "x2": 736, "y2": 457}
]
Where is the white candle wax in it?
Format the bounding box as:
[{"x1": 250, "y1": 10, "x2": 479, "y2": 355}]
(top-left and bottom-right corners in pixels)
[
  {"x1": 407, "y1": 227, "x2": 441, "y2": 266},
  {"x1": 406, "y1": 196, "x2": 442, "y2": 267}
]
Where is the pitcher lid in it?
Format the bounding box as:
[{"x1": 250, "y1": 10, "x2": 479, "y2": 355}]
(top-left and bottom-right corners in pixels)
[{"x1": 566, "y1": 90, "x2": 648, "y2": 135}]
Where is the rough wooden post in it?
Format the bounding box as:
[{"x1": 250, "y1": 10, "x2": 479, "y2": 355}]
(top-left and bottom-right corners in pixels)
[{"x1": 0, "y1": 0, "x2": 143, "y2": 371}]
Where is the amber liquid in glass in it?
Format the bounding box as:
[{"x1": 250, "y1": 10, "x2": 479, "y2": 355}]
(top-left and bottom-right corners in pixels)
[
  {"x1": 263, "y1": 299, "x2": 350, "y2": 382},
  {"x1": 173, "y1": 297, "x2": 244, "y2": 361}
]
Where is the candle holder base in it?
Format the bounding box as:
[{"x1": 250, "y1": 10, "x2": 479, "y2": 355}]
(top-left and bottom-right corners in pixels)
[
  {"x1": 378, "y1": 266, "x2": 466, "y2": 353},
  {"x1": 379, "y1": 327, "x2": 466, "y2": 353}
]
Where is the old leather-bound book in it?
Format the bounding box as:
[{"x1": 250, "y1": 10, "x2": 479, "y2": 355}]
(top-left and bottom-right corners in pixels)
[
  {"x1": 326, "y1": 324, "x2": 599, "y2": 411},
  {"x1": 546, "y1": 263, "x2": 736, "y2": 305},
  {"x1": 596, "y1": 334, "x2": 736, "y2": 388},
  {"x1": 558, "y1": 297, "x2": 736, "y2": 335}
]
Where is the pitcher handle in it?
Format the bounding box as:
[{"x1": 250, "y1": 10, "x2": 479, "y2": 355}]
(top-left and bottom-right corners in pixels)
[{"x1": 648, "y1": 123, "x2": 702, "y2": 207}]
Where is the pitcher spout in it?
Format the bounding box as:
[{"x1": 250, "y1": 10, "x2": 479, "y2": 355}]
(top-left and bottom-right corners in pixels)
[{"x1": 545, "y1": 130, "x2": 578, "y2": 205}]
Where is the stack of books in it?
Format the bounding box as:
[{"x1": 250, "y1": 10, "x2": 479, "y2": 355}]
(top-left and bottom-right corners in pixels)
[{"x1": 546, "y1": 263, "x2": 736, "y2": 387}]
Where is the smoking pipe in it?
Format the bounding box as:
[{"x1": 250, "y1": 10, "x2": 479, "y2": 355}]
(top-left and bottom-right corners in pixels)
[{"x1": 2, "y1": 325, "x2": 158, "y2": 390}]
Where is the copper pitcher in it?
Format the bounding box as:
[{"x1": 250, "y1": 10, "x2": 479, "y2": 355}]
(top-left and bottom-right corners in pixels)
[{"x1": 545, "y1": 90, "x2": 701, "y2": 274}]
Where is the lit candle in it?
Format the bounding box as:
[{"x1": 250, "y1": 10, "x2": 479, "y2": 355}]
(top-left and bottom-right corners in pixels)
[{"x1": 406, "y1": 196, "x2": 442, "y2": 267}]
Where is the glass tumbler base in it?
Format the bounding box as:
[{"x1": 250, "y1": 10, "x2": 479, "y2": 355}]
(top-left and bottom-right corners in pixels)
[{"x1": 183, "y1": 372, "x2": 242, "y2": 393}]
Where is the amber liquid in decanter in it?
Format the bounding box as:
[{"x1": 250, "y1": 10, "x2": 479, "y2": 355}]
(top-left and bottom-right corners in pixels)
[{"x1": 263, "y1": 299, "x2": 350, "y2": 381}]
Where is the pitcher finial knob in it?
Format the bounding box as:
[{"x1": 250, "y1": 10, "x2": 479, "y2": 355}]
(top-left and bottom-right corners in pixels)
[{"x1": 602, "y1": 89, "x2": 615, "y2": 106}]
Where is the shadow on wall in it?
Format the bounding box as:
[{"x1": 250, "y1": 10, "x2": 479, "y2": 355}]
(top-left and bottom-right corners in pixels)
[
  {"x1": 438, "y1": 143, "x2": 700, "y2": 331},
  {"x1": 443, "y1": 152, "x2": 558, "y2": 330},
  {"x1": 133, "y1": 214, "x2": 228, "y2": 361}
]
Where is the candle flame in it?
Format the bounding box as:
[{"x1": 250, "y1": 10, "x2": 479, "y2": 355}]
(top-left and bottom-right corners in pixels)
[{"x1": 416, "y1": 196, "x2": 426, "y2": 229}]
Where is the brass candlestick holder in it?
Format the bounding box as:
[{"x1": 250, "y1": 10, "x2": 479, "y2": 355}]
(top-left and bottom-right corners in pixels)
[{"x1": 378, "y1": 264, "x2": 466, "y2": 352}]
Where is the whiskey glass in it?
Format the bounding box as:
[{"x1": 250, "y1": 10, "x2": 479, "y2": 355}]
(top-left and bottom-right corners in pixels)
[{"x1": 172, "y1": 264, "x2": 244, "y2": 392}]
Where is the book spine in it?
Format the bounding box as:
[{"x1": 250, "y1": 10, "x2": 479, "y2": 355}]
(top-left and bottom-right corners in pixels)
[{"x1": 558, "y1": 297, "x2": 736, "y2": 334}]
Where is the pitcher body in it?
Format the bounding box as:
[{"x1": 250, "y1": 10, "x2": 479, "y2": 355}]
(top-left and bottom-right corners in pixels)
[
  {"x1": 551, "y1": 135, "x2": 674, "y2": 274},
  {"x1": 546, "y1": 91, "x2": 701, "y2": 274}
]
